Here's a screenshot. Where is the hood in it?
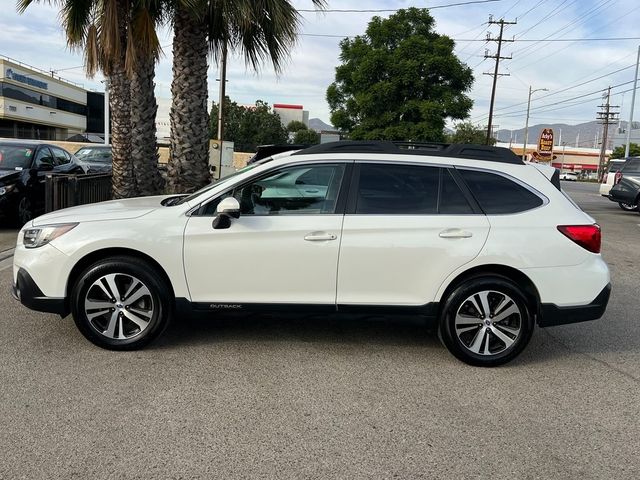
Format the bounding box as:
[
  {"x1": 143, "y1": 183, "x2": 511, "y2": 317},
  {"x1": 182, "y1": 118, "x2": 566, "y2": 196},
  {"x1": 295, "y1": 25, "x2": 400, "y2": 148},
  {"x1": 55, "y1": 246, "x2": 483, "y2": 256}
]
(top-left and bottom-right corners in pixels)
[
  {"x1": 0, "y1": 169, "x2": 21, "y2": 182},
  {"x1": 32, "y1": 195, "x2": 171, "y2": 226}
]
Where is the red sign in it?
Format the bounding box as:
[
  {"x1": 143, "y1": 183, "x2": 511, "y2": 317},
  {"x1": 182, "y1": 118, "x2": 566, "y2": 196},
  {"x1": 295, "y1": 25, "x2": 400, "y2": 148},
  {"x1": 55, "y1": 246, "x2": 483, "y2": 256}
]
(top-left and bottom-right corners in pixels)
[{"x1": 536, "y1": 128, "x2": 554, "y2": 159}]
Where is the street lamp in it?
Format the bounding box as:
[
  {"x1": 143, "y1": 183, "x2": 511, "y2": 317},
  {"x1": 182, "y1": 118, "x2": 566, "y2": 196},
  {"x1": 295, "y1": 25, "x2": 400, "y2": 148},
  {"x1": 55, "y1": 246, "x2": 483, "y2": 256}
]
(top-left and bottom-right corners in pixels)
[
  {"x1": 522, "y1": 86, "x2": 549, "y2": 161},
  {"x1": 101, "y1": 79, "x2": 109, "y2": 146}
]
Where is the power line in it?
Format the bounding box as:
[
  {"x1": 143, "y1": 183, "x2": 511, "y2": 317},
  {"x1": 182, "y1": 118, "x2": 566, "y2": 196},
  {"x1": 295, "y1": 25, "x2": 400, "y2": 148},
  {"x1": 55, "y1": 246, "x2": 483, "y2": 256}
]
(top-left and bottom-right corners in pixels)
[
  {"x1": 297, "y1": 0, "x2": 502, "y2": 13},
  {"x1": 468, "y1": 64, "x2": 637, "y2": 122},
  {"x1": 508, "y1": 3, "x2": 640, "y2": 71},
  {"x1": 490, "y1": 82, "x2": 635, "y2": 119},
  {"x1": 510, "y1": 0, "x2": 614, "y2": 58}
]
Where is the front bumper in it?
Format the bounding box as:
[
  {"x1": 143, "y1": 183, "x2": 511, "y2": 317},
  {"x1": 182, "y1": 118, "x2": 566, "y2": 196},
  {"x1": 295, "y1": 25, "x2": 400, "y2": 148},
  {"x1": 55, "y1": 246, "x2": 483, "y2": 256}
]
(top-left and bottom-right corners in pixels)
[
  {"x1": 538, "y1": 283, "x2": 611, "y2": 327},
  {"x1": 12, "y1": 268, "x2": 69, "y2": 317}
]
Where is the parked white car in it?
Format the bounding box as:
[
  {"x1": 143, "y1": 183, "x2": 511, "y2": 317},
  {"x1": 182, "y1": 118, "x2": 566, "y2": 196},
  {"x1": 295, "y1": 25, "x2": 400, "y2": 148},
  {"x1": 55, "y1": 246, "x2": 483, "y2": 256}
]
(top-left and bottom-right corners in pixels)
[
  {"x1": 12, "y1": 141, "x2": 611, "y2": 366},
  {"x1": 559, "y1": 171, "x2": 578, "y2": 181}
]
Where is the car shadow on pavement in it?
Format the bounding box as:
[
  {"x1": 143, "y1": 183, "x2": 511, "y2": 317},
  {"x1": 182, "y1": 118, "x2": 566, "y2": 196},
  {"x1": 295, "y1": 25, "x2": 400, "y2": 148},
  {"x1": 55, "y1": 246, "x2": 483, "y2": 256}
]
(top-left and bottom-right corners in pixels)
[{"x1": 153, "y1": 312, "x2": 442, "y2": 350}]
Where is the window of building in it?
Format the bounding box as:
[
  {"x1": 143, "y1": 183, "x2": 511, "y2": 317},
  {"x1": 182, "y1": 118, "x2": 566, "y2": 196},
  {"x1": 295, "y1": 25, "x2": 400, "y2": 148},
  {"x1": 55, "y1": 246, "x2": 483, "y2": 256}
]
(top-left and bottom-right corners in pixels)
[
  {"x1": 458, "y1": 169, "x2": 543, "y2": 214},
  {"x1": 0, "y1": 81, "x2": 87, "y2": 116}
]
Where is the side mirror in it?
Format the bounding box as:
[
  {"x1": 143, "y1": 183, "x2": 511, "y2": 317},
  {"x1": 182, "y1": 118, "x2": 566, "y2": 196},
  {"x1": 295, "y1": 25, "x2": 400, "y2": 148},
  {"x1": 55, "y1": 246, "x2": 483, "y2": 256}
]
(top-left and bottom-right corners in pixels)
[{"x1": 212, "y1": 197, "x2": 240, "y2": 230}]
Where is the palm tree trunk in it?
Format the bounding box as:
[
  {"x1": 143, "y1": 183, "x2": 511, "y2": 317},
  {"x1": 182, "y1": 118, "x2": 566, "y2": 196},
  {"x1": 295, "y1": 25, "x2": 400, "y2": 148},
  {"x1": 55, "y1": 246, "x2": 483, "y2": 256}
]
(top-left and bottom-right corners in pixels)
[
  {"x1": 130, "y1": 55, "x2": 163, "y2": 196},
  {"x1": 110, "y1": 0, "x2": 136, "y2": 199},
  {"x1": 166, "y1": 4, "x2": 211, "y2": 194}
]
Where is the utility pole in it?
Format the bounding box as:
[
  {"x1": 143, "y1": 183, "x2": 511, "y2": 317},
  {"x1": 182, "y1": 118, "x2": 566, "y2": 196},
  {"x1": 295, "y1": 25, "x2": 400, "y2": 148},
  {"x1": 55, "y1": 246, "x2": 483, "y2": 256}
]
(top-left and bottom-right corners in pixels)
[
  {"x1": 216, "y1": 43, "x2": 228, "y2": 142},
  {"x1": 103, "y1": 79, "x2": 110, "y2": 146},
  {"x1": 596, "y1": 86, "x2": 620, "y2": 177},
  {"x1": 522, "y1": 86, "x2": 548, "y2": 161},
  {"x1": 624, "y1": 45, "x2": 640, "y2": 157},
  {"x1": 484, "y1": 16, "x2": 516, "y2": 145}
]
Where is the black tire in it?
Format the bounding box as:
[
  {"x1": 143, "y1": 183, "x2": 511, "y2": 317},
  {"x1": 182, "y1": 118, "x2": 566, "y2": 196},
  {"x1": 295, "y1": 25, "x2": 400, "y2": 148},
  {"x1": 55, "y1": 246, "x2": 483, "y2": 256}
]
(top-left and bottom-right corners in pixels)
[
  {"x1": 70, "y1": 256, "x2": 172, "y2": 350},
  {"x1": 439, "y1": 276, "x2": 535, "y2": 367},
  {"x1": 618, "y1": 202, "x2": 637, "y2": 212},
  {"x1": 16, "y1": 196, "x2": 34, "y2": 227}
]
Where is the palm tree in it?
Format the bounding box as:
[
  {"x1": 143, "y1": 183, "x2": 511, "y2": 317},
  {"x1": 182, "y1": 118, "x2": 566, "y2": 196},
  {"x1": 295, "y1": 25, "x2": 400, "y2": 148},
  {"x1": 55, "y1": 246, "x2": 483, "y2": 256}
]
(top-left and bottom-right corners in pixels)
[
  {"x1": 128, "y1": 2, "x2": 164, "y2": 196},
  {"x1": 17, "y1": 0, "x2": 163, "y2": 198},
  {"x1": 165, "y1": 0, "x2": 326, "y2": 194}
]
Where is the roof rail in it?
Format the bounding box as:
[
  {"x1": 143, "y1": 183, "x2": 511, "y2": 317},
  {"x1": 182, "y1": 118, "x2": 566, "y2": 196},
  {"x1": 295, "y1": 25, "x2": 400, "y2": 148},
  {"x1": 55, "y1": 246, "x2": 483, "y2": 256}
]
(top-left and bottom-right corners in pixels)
[{"x1": 292, "y1": 140, "x2": 524, "y2": 165}]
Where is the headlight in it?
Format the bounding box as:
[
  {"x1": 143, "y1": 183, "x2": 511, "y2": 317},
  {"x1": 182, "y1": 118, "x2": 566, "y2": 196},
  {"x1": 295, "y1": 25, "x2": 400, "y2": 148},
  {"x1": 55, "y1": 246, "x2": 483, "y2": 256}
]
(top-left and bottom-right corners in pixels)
[
  {"x1": 23, "y1": 223, "x2": 78, "y2": 249},
  {"x1": 0, "y1": 184, "x2": 16, "y2": 195}
]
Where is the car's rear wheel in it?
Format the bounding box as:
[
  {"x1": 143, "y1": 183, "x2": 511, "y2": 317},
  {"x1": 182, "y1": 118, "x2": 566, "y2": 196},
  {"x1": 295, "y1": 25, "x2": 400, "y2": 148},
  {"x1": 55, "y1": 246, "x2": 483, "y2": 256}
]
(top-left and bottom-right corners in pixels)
[
  {"x1": 618, "y1": 202, "x2": 637, "y2": 211},
  {"x1": 439, "y1": 276, "x2": 534, "y2": 367},
  {"x1": 70, "y1": 256, "x2": 172, "y2": 350}
]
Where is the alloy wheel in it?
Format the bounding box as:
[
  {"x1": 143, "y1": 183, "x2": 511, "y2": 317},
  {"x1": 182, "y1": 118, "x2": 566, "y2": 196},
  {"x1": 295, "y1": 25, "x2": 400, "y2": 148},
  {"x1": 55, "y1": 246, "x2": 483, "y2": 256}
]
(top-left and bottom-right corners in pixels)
[
  {"x1": 454, "y1": 290, "x2": 522, "y2": 356},
  {"x1": 84, "y1": 273, "x2": 154, "y2": 340}
]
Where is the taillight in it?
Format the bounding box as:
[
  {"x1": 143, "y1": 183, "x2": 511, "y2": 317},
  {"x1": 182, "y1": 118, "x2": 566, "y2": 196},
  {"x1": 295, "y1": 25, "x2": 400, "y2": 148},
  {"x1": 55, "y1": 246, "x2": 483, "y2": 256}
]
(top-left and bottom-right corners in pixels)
[
  {"x1": 557, "y1": 225, "x2": 601, "y2": 254},
  {"x1": 614, "y1": 171, "x2": 623, "y2": 185}
]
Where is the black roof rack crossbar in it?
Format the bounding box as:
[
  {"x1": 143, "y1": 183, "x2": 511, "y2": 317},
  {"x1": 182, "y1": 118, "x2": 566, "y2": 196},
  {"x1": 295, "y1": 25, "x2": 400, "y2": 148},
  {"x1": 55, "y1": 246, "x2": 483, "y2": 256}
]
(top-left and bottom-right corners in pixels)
[{"x1": 292, "y1": 140, "x2": 524, "y2": 165}]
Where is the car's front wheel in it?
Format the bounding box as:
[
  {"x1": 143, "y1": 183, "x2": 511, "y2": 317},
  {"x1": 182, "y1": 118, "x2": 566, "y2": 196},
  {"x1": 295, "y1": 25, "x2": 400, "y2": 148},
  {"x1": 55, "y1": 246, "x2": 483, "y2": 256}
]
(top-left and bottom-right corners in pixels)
[
  {"x1": 618, "y1": 202, "x2": 637, "y2": 211},
  {"x1": 439, "y1": 276, "x2": 534, "y2": 367},
  {"x1": 70, "y1": 256, "x2": 172, "y2": 350}
]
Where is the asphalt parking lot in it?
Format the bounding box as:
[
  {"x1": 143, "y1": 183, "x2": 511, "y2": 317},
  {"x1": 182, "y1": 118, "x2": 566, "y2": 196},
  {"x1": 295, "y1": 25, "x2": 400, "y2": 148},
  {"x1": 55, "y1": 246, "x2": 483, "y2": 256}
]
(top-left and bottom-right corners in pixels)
[{"x1": 1, "y1": 182, "x2": 639, "y2": 479}]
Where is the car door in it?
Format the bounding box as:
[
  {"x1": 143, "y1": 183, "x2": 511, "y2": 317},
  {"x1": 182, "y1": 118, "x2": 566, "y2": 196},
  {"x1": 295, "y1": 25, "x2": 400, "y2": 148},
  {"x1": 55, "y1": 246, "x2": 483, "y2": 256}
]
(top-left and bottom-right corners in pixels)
[
  {"x1": 49, "y1": 146, "x2": 80, "y2": 174},
  {"x1": 183, "y1": 162, "x2": 351, "y2": 305},
  {"x1": 336, "y1": 162, "x2": 490, "y2": 307}
]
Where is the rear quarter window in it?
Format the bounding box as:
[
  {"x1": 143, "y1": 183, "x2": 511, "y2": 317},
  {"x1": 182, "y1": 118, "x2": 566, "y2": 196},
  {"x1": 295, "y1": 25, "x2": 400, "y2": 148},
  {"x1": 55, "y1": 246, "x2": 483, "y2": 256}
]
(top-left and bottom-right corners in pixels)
[{"x1": 458, "y1": 169, "x2": 544, "y2": 214}]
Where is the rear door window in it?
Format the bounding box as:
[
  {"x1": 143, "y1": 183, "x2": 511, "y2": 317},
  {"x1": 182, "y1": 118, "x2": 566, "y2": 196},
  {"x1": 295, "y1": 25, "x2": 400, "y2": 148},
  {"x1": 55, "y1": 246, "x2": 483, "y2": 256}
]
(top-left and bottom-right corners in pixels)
[
  {"x1": 458, "y1": 169, "x2": 543, "y2": 214},
  {"x1": 356, "y1": 164, "x2": 439, "y2": 214},
  {"x1": 354, "y1": 164, "x2": 474, "y2": 215}
]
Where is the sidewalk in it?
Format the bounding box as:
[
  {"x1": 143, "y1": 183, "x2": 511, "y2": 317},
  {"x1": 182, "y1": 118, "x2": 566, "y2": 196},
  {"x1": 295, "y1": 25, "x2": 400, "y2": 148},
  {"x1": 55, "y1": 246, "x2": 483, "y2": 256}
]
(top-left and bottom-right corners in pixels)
[{"x1": 0, "y1": 229, "x2": 18, "y2": 251}]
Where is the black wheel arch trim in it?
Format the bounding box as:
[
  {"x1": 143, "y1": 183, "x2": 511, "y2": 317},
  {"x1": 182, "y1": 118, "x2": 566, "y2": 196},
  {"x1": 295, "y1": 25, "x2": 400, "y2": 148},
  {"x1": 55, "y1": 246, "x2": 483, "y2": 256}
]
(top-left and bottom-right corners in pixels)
[{"x1": 538, "y1": 283, "x2": 611, "y2": 327}]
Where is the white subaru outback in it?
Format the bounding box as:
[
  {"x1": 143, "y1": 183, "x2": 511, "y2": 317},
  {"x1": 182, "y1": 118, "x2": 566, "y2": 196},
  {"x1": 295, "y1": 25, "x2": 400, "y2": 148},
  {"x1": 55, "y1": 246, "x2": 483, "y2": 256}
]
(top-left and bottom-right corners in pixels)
[{"x1": 11, "y1": 141, "x2": 611, "y2": 366}]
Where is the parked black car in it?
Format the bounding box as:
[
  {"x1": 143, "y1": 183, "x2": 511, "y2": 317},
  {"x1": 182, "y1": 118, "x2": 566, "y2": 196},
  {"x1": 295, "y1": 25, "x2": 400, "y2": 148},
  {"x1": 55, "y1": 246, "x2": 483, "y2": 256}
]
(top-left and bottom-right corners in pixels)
[
  {"x1": 0, "y1": 140, "x2": 87, "y2": 226},
  {"x1": 74, "y1": 145, "x2": 112, "y2": 173},
  {"x1": 608, "y1": 157, "x2": 640, "y2": 213}
]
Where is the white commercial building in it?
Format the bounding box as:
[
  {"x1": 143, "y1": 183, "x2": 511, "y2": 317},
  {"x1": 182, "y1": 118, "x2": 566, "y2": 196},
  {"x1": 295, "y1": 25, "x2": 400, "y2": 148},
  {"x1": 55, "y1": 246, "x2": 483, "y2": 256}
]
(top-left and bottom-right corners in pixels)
[
  {"x1": 274, "y1": 103, "x2": 309, "y2": 128},
  {"x1": 0, "y1": 56, "x2": 105, "y2": 141}
]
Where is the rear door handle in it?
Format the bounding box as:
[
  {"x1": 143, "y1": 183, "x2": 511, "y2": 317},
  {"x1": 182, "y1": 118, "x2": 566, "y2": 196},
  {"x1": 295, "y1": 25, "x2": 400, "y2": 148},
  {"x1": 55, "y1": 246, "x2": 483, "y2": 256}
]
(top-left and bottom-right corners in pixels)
[
  {"x1": 439, "y1": 228, "x2": 473, "y2": 239},
  {"x1": 304, "y1": 232, "x2": 337, "y2": 241}
]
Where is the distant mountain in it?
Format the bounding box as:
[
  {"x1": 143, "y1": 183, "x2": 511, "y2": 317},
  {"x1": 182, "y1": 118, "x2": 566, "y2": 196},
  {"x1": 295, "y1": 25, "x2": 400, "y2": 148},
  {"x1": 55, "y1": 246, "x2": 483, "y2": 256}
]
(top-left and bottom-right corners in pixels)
[
  {"x1": 494, "y1": 121, "x2": 637, "y2": 148},
  {"x1": 309, "y1": 118, "x2": 334, "y2": 132}
]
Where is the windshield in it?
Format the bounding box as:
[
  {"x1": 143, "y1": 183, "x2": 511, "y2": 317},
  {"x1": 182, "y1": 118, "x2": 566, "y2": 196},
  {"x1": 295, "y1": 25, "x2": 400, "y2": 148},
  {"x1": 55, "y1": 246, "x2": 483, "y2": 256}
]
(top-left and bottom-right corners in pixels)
[
  {"x1": 75, "y1": 148, "x2": 112, "y2": 163},
  {"x1": 607, "y1": 162, "x2": 625, "y2": 173},
  {"x1": 173, "y1": 164, "x2": 259, "y2": 205},
  {"x1": 0, "y1": 144, "x2": 34, "y2": 169}
]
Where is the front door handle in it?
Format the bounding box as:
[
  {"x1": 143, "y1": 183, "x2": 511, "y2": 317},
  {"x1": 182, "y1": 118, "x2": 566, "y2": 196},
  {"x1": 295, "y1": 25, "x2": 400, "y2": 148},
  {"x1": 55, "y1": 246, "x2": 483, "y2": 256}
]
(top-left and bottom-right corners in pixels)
[
  {"x1": 439, "y1": 228, "x2": 473, "y2": 239},
  {"x1": 304, "y1": 232, "x2": 337, "y2": 241}
]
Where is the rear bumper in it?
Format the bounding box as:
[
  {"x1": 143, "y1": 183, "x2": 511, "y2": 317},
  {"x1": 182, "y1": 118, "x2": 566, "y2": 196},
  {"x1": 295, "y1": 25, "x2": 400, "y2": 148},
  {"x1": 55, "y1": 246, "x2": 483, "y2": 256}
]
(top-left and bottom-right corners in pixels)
[
  {"x1": 11, "y1": 268, "x2": 69, "y2": 317},
  {"x1": 539, "y1": 283, "x2": 611, "y2": 327}
]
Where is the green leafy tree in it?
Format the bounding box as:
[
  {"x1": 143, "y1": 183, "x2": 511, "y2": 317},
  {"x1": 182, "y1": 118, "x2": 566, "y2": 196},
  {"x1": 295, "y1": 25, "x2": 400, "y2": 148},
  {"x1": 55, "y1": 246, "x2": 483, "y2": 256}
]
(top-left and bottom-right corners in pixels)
[
  {"x1": 610, "y1": 143, "x2": 640, "y2": 159},
  {"x1": 293, "y1": 128, "x2": 320, "y2": 145},
  {"x1": 286, "y1": 120, "x2": 308, "y2": 133},
  {"x1": 447, "y1": 122, "x2": 494, "y2": 145},
  {"x1": 327, "y1": 7, "x2": 473, "y2": 142},
  {"x1": 210, "y1": 99, "x2": 288, "y2": 152}
]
